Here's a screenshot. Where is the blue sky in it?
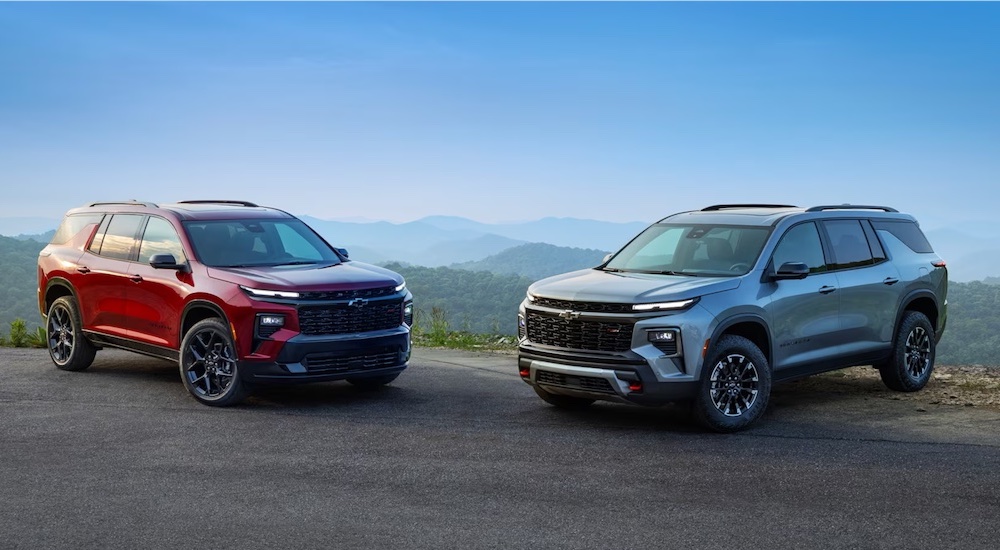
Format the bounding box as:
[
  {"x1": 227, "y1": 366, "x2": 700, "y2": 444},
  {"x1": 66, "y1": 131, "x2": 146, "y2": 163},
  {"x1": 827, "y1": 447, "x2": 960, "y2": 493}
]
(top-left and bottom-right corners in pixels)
[{"x1": 1, "y1": 2, "x2": 997, "y2": 226}]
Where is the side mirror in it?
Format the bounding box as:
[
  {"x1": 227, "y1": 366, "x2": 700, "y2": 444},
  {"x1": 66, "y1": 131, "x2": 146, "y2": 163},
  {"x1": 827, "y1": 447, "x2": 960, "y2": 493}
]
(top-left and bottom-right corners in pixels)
[
  {"x1": 602, "y1": 253, "x2": 613, "y2": 264},
  {"x1": 773, "y1": 261, "x2": 809, "y2": 280},
  {"x1": 149, "y1": 254, "x2": 185, "y2": 271},
  {"x1": 336, "y1": 248, "x2": 350, "y2": 259}
]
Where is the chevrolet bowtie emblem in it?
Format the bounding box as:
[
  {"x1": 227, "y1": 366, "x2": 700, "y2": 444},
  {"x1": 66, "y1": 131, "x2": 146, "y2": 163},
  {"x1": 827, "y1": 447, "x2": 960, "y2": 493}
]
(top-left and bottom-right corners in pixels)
[
  {"x1": 558, "y1": 310, "x2": 581, "y2": 320},
  {"x1": 348, "y1": 298, "x2": 368, "y2": 308}
]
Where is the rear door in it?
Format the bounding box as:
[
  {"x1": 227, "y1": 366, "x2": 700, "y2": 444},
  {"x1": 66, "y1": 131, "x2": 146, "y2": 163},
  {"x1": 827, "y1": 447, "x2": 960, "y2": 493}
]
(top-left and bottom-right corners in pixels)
[
  {"x1": 821, "y1": 219, "x2": 900, "y2": 355},
  {"x1": 75, "y1": 214, "x2": 145, "y2": 339}
]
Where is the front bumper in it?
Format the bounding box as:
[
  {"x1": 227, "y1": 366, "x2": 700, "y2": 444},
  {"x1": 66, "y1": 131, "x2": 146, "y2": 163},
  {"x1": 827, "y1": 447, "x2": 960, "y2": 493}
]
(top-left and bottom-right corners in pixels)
[
  {"x1": 519, "y1": 346, "x2": 698, "y2": 406},
  {"x1": 241, "y1": 329, "x2": 410, "y2": 384}
]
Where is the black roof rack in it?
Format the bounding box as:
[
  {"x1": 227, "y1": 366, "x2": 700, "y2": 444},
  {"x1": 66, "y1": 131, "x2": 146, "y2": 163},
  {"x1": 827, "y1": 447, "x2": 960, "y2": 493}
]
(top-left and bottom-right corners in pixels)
[
  {"x1": 701, "y1": 204, "x2": 798, "y2": 211},
  {"x1": 176, "y1": 200, "x2": 260, "y2": 207},
  {"x1": 87, "y1": 200, "x2": 157, "y2": 208},
  {"x1": 805, "y1": 205, "x2": 898, "y2": 213}
]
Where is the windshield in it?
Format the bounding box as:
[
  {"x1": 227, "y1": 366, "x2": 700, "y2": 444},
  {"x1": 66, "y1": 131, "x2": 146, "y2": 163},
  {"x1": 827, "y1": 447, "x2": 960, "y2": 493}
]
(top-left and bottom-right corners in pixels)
[
  {"x1": 603, "y1": 223, "x2": 771, "y2": 277},
  {"x1": 184, "y1": 219, "x2": 341, "y2": 268}
]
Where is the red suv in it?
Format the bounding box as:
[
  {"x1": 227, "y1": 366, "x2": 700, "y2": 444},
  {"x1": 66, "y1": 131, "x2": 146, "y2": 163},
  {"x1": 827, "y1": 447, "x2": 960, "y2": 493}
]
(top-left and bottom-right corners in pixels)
[{"x1": 37, "y1": 200, "x2": 413, "y2": 406}]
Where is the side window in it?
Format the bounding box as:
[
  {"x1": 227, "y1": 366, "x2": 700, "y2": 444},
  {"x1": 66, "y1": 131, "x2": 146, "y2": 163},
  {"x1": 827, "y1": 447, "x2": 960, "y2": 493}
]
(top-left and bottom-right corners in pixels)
[
  {"x1": 97, "y1": 214, "x2": 144, "y2": 261},
  {"x1": 51, "y1": 214, "x2": 104, "y2": 245},
  {"x1": 870, "y1": 220, "x2": 934, "y2": 253},
  {"x1": 138, "y1": 217, "x2": 187, "y2": 264},
  {"x1": 823, "y1": 220, "x2": 874, "y2": 270},
  {"x1": 88, "y1": 215, "x2": 112, "y2": 254},
  {"x1": 862, "y1": 220, "x2": 887, "y2": 264},
  {"x1": 771, "y1": 222, "x2": 827, "y2": 273}
]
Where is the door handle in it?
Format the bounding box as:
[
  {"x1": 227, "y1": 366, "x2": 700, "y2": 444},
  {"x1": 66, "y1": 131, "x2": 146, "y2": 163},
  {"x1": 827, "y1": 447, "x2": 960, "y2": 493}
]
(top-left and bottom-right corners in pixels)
[
  {"x1": 77, "y1": 266, "x2": 91, "y2": 274},
  {"x1": 883, "y1": 277, "x2": 899, "y2": 286},
  {"x1": 129, "y1": 274, "x2": 143, "y2": 283},
  {"x1": 819, "y1": 285, "x2": 837, "y2": 294}
]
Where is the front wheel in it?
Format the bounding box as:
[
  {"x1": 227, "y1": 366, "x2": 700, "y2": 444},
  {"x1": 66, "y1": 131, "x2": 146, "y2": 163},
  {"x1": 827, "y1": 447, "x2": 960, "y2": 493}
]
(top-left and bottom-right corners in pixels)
[
  {"x1": 878, "y1": 311, "x2": 935, "y2": 392},
  {"x1": 179, "y1": 318, "x2": 247, "y2": 406},
  {"x1": 693, "y1": 335, "x2": 771, "y2": 433},
  {"x1": 46, "y1": 296, "x2": 97, "y2": 372}
]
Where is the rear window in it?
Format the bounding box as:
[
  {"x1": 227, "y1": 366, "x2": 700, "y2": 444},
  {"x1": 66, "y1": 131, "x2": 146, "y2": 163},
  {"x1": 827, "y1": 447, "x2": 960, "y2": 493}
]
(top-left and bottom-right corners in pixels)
[
  {"x1": 50, "y1": 214, "x2": 103, "y2": 245},
  {"x1": 871, "y1": 220, "x2": 934, "y2": 254}
]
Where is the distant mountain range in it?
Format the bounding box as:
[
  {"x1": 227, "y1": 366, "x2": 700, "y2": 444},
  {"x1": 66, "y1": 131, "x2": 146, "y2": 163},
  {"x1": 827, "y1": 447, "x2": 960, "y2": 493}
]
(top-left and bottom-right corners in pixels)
[
  {"x1": 2, "y1": 213, "x2": 997, "y2": 282},
  {"x1": 297, "y1": 215, "x2": 645, "y2": 267}
]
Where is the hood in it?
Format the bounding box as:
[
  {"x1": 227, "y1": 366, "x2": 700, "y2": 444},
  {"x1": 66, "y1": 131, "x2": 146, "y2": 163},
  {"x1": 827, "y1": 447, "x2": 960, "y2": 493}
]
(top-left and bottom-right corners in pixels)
[
  {"x1": 529, "y1": 268, "x2": 740, "y2": 303},
  {"x1": 207, "y1": 261, "x2": 402, "y2": 291}
]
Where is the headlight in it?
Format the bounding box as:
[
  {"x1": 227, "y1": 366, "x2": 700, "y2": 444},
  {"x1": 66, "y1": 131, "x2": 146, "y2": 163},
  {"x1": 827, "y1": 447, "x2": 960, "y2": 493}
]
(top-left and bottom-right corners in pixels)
[
  {"x1": 526, "y1": 292, "x2": 537, "y2": 303},
  {"x1": 395, "y1": 281, "x2": 406, "y2": 292},
  {"x1": 240, "y1": 285, "x2": 300, "y2": 299},
  {"x1": 632, "y1": 298, "x2": 697, "y2": 311}
]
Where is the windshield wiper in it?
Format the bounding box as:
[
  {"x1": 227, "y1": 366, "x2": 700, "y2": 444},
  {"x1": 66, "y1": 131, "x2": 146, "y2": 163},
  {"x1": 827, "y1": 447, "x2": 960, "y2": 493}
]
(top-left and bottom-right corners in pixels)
[
  {"x1": 274, "y1": 261, "x2": 319, "y2": 266},
  {"x1": 602, "y1": 267, "x2": 626, "y2": 273}
]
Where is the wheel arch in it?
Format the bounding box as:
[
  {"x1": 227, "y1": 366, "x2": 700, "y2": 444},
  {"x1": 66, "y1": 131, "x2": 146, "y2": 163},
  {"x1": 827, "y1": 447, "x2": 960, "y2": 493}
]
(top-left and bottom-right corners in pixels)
[
  {"x1": 43, "y1": 278, "x2": 78, "y2": 318},
  {"x1": 896, "y1": 290, "x2": 939, "y2": 339},
  {"x1": 706, "y1": 315, "x2": 772, "y2": 378},
  {"x1": 180, "y1": 300, "x2": 231, "y2": 341}
]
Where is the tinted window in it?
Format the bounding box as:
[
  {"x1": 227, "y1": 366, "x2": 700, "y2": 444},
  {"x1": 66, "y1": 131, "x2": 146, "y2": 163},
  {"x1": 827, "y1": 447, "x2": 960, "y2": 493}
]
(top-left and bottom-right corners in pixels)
[
  {"x1": 138, "y1": 217, "x2": 187, "y2": 264},
  {"x1": 604, "y1": 224, "x2": 771, "y2": 276},
  {"x1": 871, "y1": 220, "x2": 934, "y2": 253},
  {"x1": 771, "y1": 222, "x2": 827, "y2": 273},
  {"x1": 51, "y1": 214, "x2": 104, "y2": 245},
  {"x1": 862, "y1": 220, "x2": 887, "y2": 264},
  {"x1": 88, "y1": 216, "x2": 111, "y2": 254},
  {"x1": 824, "y1": 220, "x2": 874, "y2": 269},
  {"x1": 98, "y1": 214, "x2": 144, "y2": 261},
  {"x1": 184, "y1": 219, "x2": 340, "y2": 267}
]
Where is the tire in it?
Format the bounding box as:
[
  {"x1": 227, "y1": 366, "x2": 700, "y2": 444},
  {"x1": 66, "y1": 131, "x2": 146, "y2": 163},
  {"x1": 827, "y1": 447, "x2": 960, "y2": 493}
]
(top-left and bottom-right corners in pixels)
[
  {"x1": 878, "y1": 311, "x2": 935, "y2": 392},
  {"x1": 693, "y1": 334, "x2": 772, "y2": 433},
  {"x1": 179, "y1": 318, "x2": 247, "y2": 406},
  {"x1": 533, "y1": 386, "x2": 595, "y2": 409},
  {"x1": 46, "y1": 296, "x2": 97, "y2": 372},
  {"x1": 347, "y1": 373, "x2": 401, "y2": 390}
]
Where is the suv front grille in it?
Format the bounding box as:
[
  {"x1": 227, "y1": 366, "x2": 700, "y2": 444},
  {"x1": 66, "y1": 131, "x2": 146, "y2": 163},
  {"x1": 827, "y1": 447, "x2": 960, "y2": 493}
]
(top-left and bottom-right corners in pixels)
[
  {"x1": 299, "y1": 287, "x2": 397, "y2": 301},
  {"x1": 298, "y1": 300, "x2": 402, "y2": 335},
  {"x1": 303, "y1": 346, "x2": 401, "y2": 373},
  {"x1": 525, "y1": 311, "x2": 634, "y2": 352},
  {"x1": 532, "y1": 297, "x2": 633, "y2": 314},
  {"x1": 536, "y1": 370, "x2": 617, "y2": 394}
]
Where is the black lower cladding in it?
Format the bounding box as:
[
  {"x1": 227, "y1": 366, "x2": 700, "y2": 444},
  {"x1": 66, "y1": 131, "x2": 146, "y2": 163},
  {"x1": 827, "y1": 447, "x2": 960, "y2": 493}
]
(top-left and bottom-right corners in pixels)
[
  {"x1": 535, "y1": 370, "x2": 617, "y2": 394},
  {"x1": 519, "y1": 348, "x2": 698, "y2": 405},
  {"x1": 242, "y1": 330, "x2": 410, "y2": 383}
]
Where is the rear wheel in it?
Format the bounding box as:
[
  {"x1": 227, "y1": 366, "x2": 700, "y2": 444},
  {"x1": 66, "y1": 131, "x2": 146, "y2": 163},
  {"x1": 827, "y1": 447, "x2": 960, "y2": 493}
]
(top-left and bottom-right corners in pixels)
[
  {"x1": 46, "y1": 296, "x2": 96, "y2": 372},
  {"x1": 878, "y1": 311, "x2": 935, "y2": 392},
  {"x1": 533, "y1": 386, "x2": 595, "y2": 409},
  {"x1": 179, "y1": 318, "x2": 247, "y2": 406},
  {"x1": 693, "y1": 334, "x2": 771, "y2": 433}
]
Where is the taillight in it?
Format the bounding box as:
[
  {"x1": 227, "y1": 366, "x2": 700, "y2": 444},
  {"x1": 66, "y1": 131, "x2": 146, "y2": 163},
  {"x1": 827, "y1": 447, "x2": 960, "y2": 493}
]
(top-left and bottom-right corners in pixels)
[{"x1": 932, "y1": 260, "x2": 947, "y2": 268}]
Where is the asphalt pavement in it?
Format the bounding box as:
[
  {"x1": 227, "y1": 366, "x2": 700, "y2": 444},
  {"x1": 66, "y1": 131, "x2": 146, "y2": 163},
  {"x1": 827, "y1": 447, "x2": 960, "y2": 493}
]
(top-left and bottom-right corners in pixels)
[{"x1": 1, "y1": 347, "x2": 998, "y2": 549}]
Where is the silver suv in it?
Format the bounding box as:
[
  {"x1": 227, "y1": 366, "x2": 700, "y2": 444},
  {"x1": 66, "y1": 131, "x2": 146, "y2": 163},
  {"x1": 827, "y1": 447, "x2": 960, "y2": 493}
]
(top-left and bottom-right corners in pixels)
[{"x1": 517, "y1": 204, "x2": 948, "y2": 432}]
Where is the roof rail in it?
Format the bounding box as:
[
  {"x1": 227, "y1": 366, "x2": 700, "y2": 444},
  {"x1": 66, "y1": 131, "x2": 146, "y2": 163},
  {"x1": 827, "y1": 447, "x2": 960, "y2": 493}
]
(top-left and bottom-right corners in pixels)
[
  {"x1": 87, "y1": 200, "x2": 157, "y2": 208},
  {"x1": 176, "y1": 200, "x2": 260, "y2": 207},
  {"x1": 805, "y1": 205, "x2": 898, "y2": 213},
  {"x1": 701, "y1": 204, "x2": 798, "y2": 211}
]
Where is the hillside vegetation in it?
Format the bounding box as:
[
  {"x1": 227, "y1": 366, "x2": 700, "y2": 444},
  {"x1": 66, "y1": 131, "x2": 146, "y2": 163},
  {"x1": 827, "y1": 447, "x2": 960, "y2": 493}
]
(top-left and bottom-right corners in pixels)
[
  {"x1": 451, "y1": 242, "x2": 609, "y2": 280},
  {"x1": 0, "y1": 236, "x2": 44, "y2": 329}
]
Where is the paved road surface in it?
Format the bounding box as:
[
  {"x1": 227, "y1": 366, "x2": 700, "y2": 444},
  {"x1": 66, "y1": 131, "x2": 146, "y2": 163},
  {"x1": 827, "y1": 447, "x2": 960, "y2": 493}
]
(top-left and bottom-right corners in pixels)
[{"x1": 1, "y1": 348, "x2": 998, "y2": 549}]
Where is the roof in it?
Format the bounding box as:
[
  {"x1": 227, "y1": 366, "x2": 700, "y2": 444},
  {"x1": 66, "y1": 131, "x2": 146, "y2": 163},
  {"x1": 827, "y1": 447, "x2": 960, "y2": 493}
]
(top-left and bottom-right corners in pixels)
[
  {"x1": 659, "y1": 204, "x2": 912, "y2": 227},
  {"x1": 68, "y1": 200, "x2": 294, "y2": 221}
]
